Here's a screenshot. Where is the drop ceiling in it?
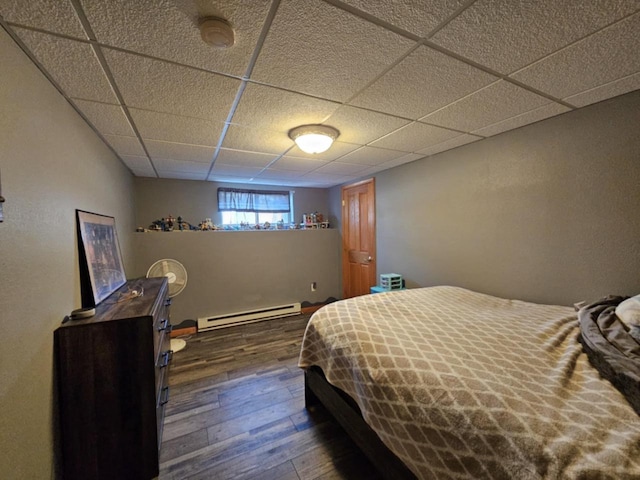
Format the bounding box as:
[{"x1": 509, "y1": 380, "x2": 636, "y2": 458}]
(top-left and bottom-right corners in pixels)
[{"x1": 1, "y1": 0, "x2": 639, "y2": 188}]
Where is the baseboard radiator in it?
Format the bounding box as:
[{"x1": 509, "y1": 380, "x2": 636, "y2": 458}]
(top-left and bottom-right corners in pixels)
[{"x1": 197, "y1": 302, "x2": 301, "y2": 332}]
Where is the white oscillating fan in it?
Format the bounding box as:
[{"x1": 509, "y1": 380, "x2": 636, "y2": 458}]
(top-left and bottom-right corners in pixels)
[{"x1": 147, "y1": 259, "x2": 188, "y2": 352}]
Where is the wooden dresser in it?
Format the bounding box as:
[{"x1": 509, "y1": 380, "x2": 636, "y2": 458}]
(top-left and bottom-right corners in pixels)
[{"x1": 55, "y1": 277, "x2": 172, "y2": 480}]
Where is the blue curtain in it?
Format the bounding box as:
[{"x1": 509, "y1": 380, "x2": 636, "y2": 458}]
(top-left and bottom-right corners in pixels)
[{"x1": 217, "y1": 188, "x2": 290, "y2": 213}]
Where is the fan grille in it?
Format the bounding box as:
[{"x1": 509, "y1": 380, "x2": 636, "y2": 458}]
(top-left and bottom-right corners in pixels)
[{"x1": 146, "y1": 259, "x2": 187, "y2": 297}]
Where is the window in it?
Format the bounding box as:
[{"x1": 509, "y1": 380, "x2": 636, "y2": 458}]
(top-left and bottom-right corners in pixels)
[{"x1": 218, "y1": 188, "x2": 293, "y2": 228}]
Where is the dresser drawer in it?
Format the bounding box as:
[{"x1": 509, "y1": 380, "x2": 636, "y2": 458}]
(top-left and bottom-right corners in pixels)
[
  {"x1": 155, "y1": 326, "x2": 171, "y2": 364},
  {"x1": 153, "y1": 297, "x2": 172, "y2": 358},
  {"x1": 156, "y1": 383, "x2": 170, "y2": 450},
  {"x1": 154, "y1": 338, "x2": 172, "y2": 394}
]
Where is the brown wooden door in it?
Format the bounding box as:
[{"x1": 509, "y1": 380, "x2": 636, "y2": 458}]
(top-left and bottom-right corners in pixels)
[{"x1": 342, "y1": 178, "x2": 376, "y2": 298}]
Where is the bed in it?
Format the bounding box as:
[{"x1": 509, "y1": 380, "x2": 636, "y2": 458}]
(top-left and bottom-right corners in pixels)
[{"x1": 298, "y1": 286, "x2": 640, "y2": 480}]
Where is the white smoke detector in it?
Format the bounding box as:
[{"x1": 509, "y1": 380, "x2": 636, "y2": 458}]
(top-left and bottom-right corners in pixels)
[{"x1": 199, "y1": 17, "x2": 235, "y2": 48}]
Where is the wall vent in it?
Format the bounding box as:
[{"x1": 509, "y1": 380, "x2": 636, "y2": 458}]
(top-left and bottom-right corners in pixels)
[{"x1": 197, "y1": 302, "x2": 301, "y2": 331}]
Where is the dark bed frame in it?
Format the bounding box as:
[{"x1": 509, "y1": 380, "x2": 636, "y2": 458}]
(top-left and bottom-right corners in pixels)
[{"x1": 304, "y1": 366, "x2": 417, "y2": 480}]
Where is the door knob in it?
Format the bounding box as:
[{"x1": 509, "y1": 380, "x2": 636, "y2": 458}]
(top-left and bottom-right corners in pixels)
[{"x1": 367, "y1": 256, "x2": 373, "y2": 262}]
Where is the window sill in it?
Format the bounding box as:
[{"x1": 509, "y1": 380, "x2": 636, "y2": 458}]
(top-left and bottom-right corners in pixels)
[{"x1": 135, "y1": 226, "x2": 331, "y2": 233}]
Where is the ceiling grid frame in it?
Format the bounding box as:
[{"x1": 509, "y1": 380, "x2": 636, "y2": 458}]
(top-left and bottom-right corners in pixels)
[{"x1": 0, "y1": 0, "x2": 638, "y2": 187}]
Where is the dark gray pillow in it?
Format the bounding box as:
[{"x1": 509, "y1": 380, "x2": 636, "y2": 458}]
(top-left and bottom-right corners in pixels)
[{"x1": 578, "y1": 296, "x2": 640, "y2": 416}]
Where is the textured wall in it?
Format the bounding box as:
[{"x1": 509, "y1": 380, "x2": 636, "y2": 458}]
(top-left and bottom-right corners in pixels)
[
  {"x1": 134, "y1": 177, "x2": 329, "y2": 228},
  {"x1": 132, "y1": 178, "x2": 339, "y2": 322},
  {"x1": 328, "y1": 183, "x2": 344, "y2": 295},
  {"x1": 374, "y1": 90, "x2": 640, "y2": 305},
  {"x1": 130, "y1": 229, "x2": 341, "y2": 323},
  {"x1": 0, "y1": 30, "x2": 135, "y2": 478}
]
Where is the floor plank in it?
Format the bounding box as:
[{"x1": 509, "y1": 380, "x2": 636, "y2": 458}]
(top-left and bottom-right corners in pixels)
[{"x1": 159, "y1": 314, "x2": 382, "y2": 480}]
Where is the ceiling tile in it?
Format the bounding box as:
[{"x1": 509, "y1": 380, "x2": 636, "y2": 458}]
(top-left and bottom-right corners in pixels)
[
  {"x1": 300, "y1": 172, "x2": 358, "y2": 185},
  {"x1": 293, "y1": 179, "x2": 338, "y2": 188},
  {"x1": 258, "y1": 179, "x2": 304, "y2": 187},
  {"x1": 0, "y1": 0, "x2": 87, "y2": 38},
  {"x1": 354, "y1": 164, "x2": 394, "y2": 177},
  {"x1": 209, "y1": 164, "x2": 264, "y2": 177},
  {"x1": 420, "y1": 80, "x2": 552, "y2": 132},
  {"x1": 339, "y1": 0, "x2": 470, "y2": 37},
  {"x1": 337, "y1": 146, "x2": 408, "y2": 166},
  {"x1": 128, "y1": 170, "x2": 156, "y2": 178},
  {"x1": 231, "y1": 83, "x2": 340, "y2": 133},
  {"x1": 415, "y1": 134, "x2": 482, "y2": 156},
  {"x1": 103, "y1": 134, "x2": 145, "y2": 156},
  {"x1": 360, "y1": 153, "x2": 425, "y2": 175},
  {"x1": 130, "y1": 108, "x2": 223, "y2": 146},
  {"x1": 207, "y1": 173, "x2": 255, "y2": 184},
  {"x1": 511, "y1": 13, "x2": 640, "y2": 100},
  {"x1": 564, "y1": 72, "x2": 640, "y2": 108},
  {"x1": 314, "y1": 162, "x2": 369, "y2": 175},
  {"x1": 361, "y1": 153, "x2": 424, "y2": 175},
  {"x1": 255, "y1": 169, "x2": 305, "y2": 180},
  {"x1": 80, "y1": 0, "x2": 270, "y2": 77},
  {"x1": 369, "y1": 121, "x2": 459, "y2": 151},
  {"x1": 251, "y1": 0, "x2": 415, "y2": 101},
  {"x1": 103, "y1": 49, "x2": 240, "y2": 121},
  {"x1": 349, "y1": 45, "x2": 497, "y2": 119},
  {"x1": 269, "y1": 156, "x2": 330, "y2": 172},
  {"x1": 14, "y1": 28, "x2": 117, "y2": 103},
  {"x1": 286, "y1": 141, "x2": 360, "y2": 161},
  {"x1": 430, "y1": 0, "x2": 640, "y2": 74},
  {"x1": 216, "y1": 148, "x2": 279, "y2": 168},
  {"x1": 152, "y1": 158, "x2": 209, "y2": 175},
  {"x1": 7, "y1": 0, "x2": 637, "y2": 188},
  {"x1": 472, "y1": 103, "x2": 571, "y2": 137},
  {"x1": 377, "y1": 153, "x2": 425, "y2": 169},
  {"x1": 155, "y1": 170, "x2": 206, "y2": 181},
  {"x1": 119, "y1": 154, "x2": 156, "y2": 176},
  {"x1": 222, "y1": 125, "x2": 292, "y2": 155},
  {"x1": 324, "y1": 106, "x2": 411, "y2": 145},
  {"x1": 145, "y1": 140, "x2": 215, "y2": 164},
  {"x1": 72, "y1": 99, "x2": 135, "y2": 136}
]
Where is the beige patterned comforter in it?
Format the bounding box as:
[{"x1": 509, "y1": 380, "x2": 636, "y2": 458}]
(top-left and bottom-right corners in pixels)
[{"x1": 298, "y1": 286, "x2": 640, "y2": 480}]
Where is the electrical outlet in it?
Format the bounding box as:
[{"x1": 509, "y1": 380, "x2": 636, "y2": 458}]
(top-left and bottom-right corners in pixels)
[{"x1": 311, "y1": 282, "x2": 317, "y2": 292}]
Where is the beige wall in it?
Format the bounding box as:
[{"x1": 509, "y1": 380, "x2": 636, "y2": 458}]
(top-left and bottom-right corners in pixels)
[
  {"x1": 0, "y1": 29, "x2": 135, "y2": 478},
  {"x1": 328, "y1": 183, "x2": 344, "y2": 295},
  {"x1": 131, "y1": 229, "x2": 341, "y2": 323},
  {"x1": 134, "y1": 177, "x2": 329, "y2": 228},
  {"x1": 370, "y1": 90, "x2": 640, "y2": 306},
  {"x1": 131, "y1": 178, "x2": 340, "y2": 322}
]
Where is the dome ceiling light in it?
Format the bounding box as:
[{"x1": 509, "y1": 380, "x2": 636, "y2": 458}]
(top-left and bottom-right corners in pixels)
[
  {"x1": 288, "y1": 124, "x2": 340, "y2": 154},
  {"x1": 199, "y1": 17, "x2": 235, "y2": 48}
]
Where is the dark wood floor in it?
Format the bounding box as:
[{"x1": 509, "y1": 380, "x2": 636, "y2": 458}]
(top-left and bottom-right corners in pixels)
[{"x1": 159, "y1": 314, "x2": 382, "y2": 480}]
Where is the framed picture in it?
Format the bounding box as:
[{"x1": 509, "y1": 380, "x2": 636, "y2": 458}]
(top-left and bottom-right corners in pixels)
[{"x1": 76, "y1": 210, "x2": 127, "y2": 307}]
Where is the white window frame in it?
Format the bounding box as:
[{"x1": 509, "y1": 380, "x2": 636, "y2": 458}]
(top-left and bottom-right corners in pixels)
[{"x1": 218, "y1": 189, "x2": 294, "y2": 229}]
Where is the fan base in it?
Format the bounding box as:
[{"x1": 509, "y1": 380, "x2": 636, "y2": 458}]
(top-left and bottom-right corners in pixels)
[{"x1": 171, "y1": 338, "x2": 187, "y2": 353}]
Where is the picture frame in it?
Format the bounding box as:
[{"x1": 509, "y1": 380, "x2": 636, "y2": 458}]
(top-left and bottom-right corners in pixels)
[{"x1": 76, "y1": 210, "x2": 127, "y2": 307}]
